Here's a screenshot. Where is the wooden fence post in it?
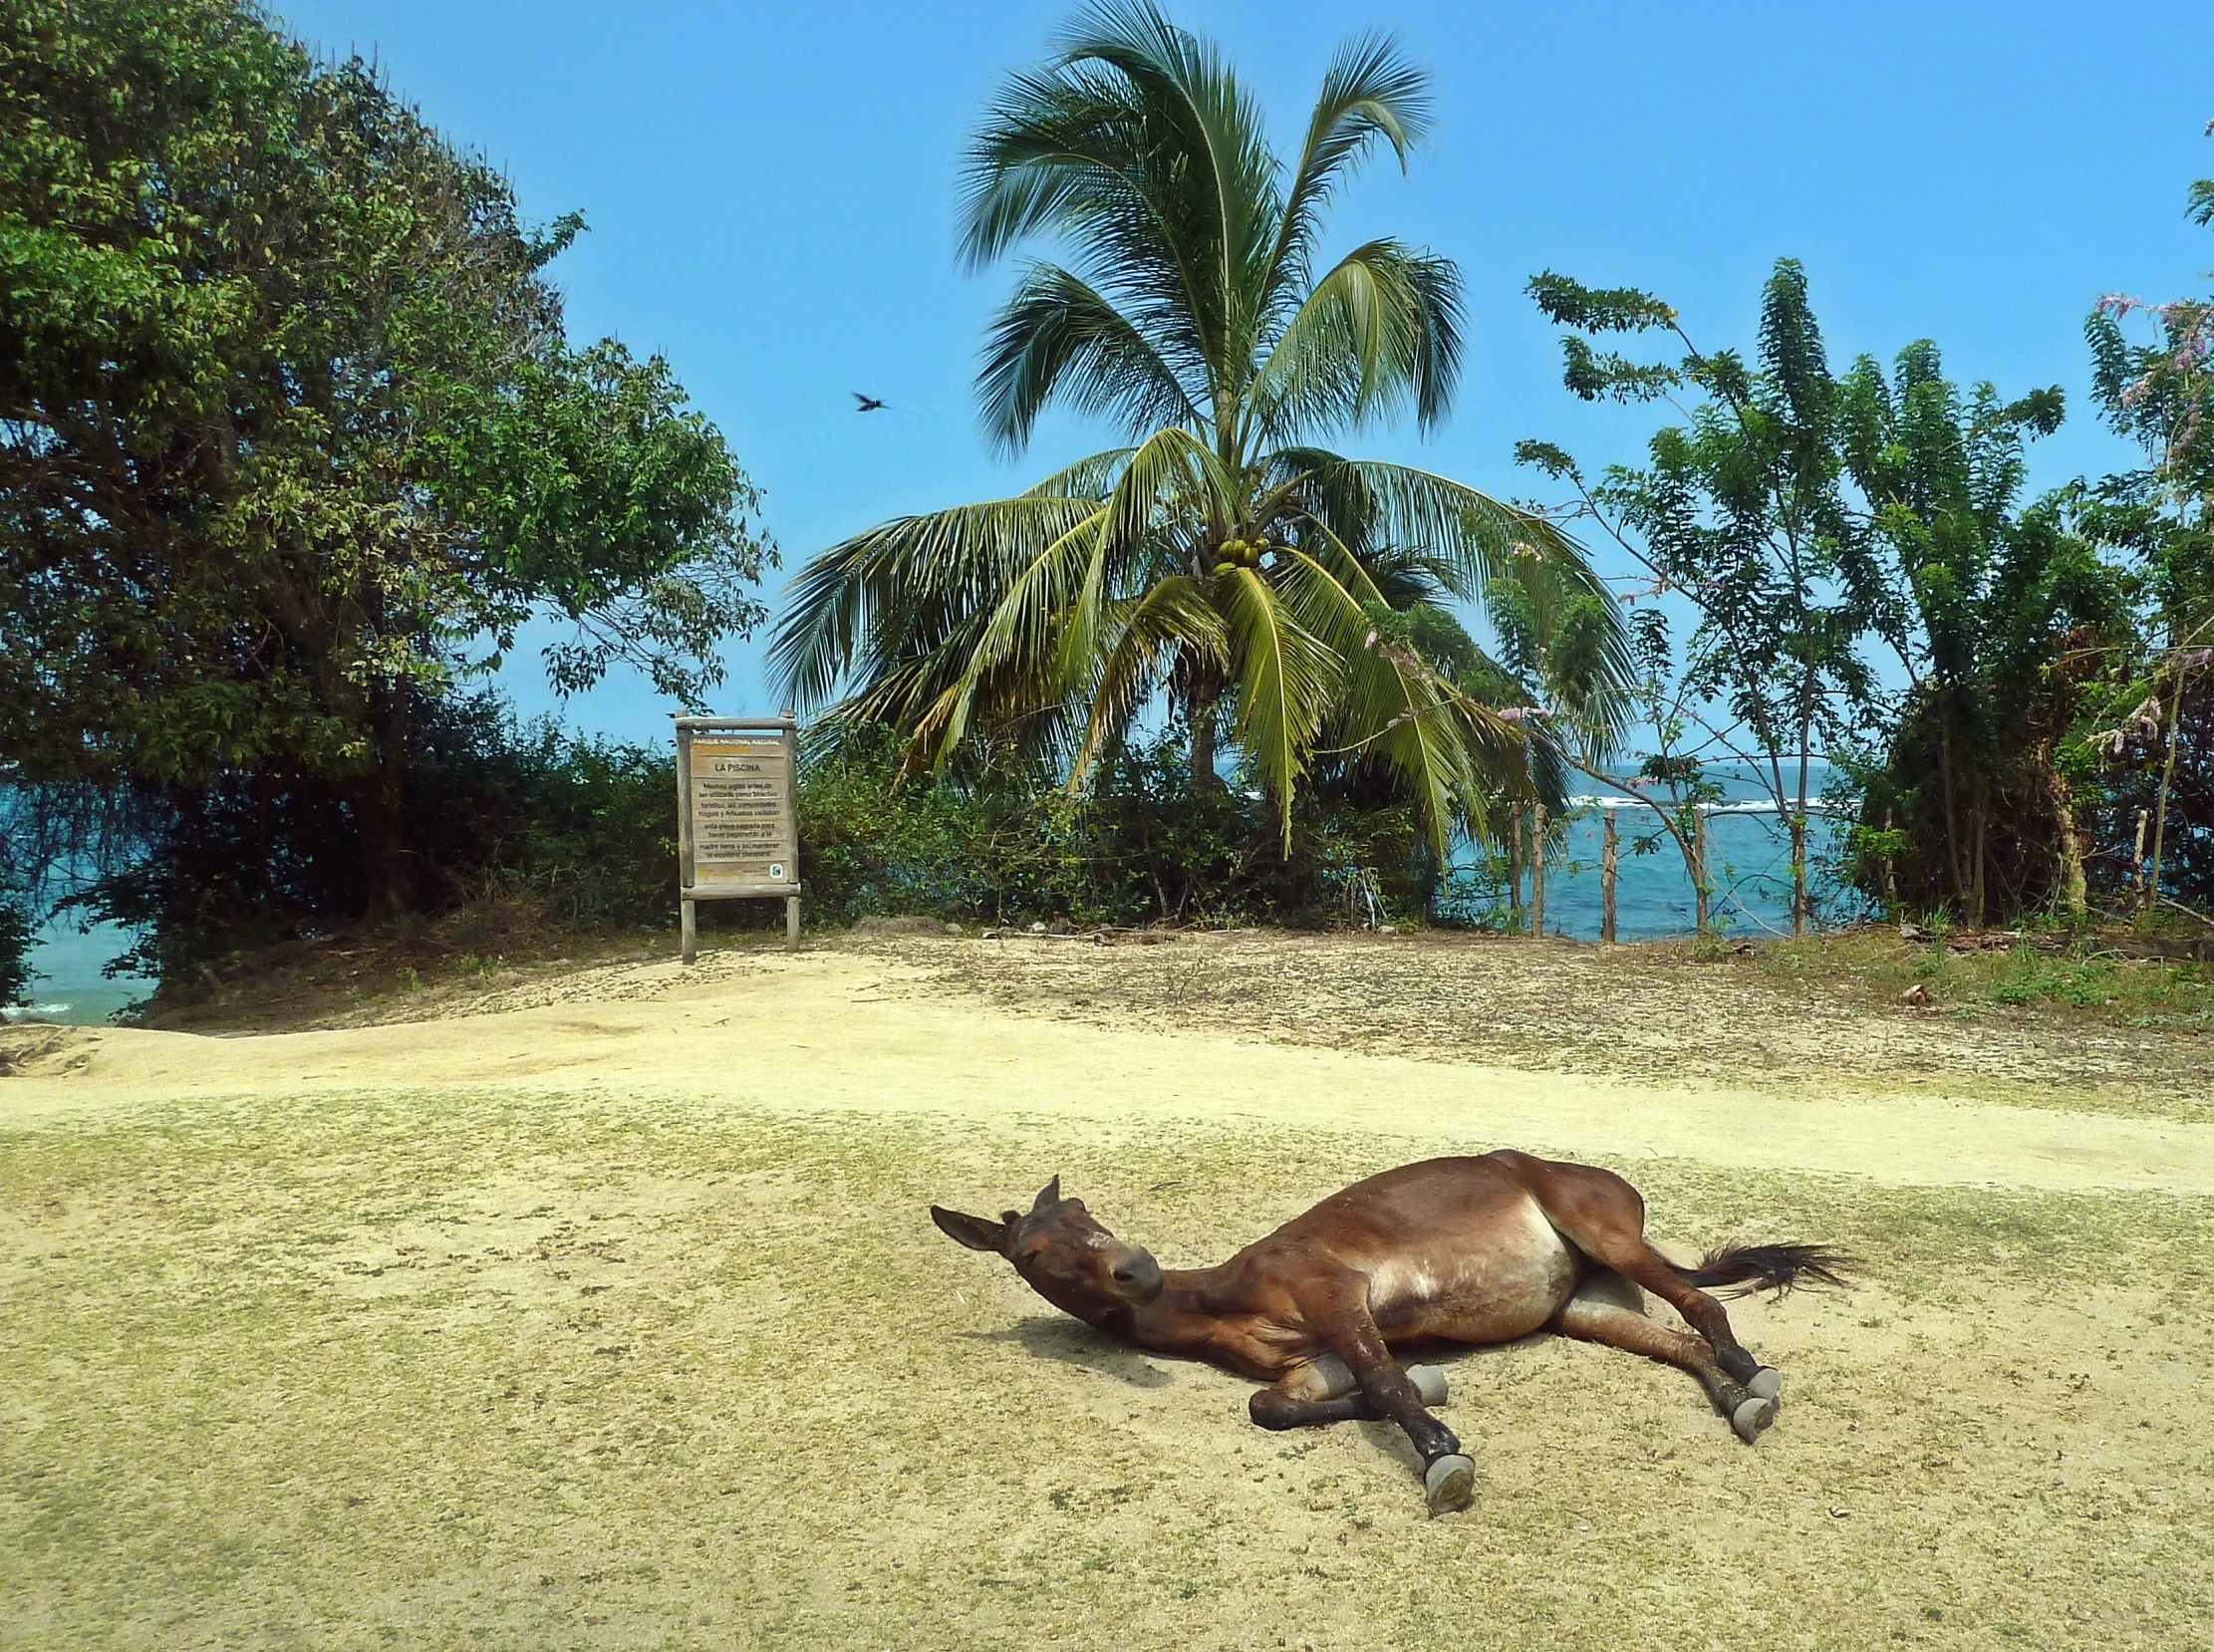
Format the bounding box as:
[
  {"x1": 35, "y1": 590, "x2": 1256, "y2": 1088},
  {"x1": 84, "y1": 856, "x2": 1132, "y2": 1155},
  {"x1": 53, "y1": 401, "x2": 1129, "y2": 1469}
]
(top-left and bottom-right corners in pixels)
[
  {"x1": 1693, "y1": 805, "x2": 1711, "y2": 936},
  {"x1": 1530, "y1": 802, "x2": 1547, "y2": 938},
  {"x1": 1601, "y1": 805, "x2": 1618, "y2": 945},
  {"x1": 1509, "y1": 803, "x2": 1525, "y2": 935},
  {"x1": 2133, "y1": 807, "x2": 2151, "y2": 913}
]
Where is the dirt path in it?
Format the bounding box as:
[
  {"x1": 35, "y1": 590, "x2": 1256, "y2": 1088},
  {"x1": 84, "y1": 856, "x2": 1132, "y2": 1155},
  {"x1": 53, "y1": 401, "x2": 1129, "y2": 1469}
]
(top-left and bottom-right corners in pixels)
[{"x1": 7, "y1": 946, "x2": 2210, "y2": 1195}]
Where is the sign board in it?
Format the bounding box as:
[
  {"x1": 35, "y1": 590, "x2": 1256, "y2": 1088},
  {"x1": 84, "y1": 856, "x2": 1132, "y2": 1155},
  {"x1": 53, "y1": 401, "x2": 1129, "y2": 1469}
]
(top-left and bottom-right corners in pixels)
[{"x1": 676, "y1": 716, "x2": 799, "y2": 899}]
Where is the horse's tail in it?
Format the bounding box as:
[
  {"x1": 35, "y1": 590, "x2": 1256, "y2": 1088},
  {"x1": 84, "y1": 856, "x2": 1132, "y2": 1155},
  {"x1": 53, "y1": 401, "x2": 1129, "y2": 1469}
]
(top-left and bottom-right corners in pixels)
[{"x1": 1669, "y1": 1241, "x2": 1853, "y2": 1299}]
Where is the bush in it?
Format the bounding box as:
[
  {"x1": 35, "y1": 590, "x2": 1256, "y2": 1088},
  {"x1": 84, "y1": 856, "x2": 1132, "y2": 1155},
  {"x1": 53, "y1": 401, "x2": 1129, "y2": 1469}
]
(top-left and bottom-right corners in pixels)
[
  {"x1": 795, "y1": 724, "x2": 1439, "y2": 931},
  {"x1": 88, "y1": 694, "x2": 681, "y2": 977},
  {"x1": 82, "y1": 703, "x2": 1453, "y2": 988},
  {"x1": 0, "y1": 897, "x2": 30, "y2": 1008}
]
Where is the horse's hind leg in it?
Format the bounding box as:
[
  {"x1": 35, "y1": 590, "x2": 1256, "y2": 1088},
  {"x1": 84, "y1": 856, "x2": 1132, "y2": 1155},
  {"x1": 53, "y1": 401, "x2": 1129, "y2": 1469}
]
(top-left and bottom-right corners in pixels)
[
  {"x1": 1553, "y1": 1282, "x2": 1772, "y2": 1442},
  {"x1": 1501, "y1": 1154, "x2": 1781, "y2": 1432},
  {"x1": 1583, "y1": 1244, "x2": 1782, "y2": 1423}
]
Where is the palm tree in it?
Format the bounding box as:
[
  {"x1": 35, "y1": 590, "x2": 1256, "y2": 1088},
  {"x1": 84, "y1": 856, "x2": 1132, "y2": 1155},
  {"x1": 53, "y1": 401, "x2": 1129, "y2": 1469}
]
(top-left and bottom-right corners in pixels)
[{"x1": 771, "y1": 1, "x2": 1624, "y2": 850}]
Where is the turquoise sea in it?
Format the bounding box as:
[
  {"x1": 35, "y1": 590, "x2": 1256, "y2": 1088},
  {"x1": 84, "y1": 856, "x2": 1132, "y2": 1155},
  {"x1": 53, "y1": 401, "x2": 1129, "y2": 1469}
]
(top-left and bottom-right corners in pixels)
[
  {"x1": 8, "y1": 914, "x2": 149, "y2": 1027},
  {"x1": 1471, "y1": 792, "x2": 1855, "y2": 941}
]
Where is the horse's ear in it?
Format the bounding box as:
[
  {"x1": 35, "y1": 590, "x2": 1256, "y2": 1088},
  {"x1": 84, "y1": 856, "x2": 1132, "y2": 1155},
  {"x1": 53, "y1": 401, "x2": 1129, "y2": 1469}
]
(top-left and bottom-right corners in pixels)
[
  {"x1": 931, "y1": 1206, "x2": 1010, "y2": 1253},
  {"x1": 1031, "y1": 1175, "x2": 1062, "y2": 1214}
]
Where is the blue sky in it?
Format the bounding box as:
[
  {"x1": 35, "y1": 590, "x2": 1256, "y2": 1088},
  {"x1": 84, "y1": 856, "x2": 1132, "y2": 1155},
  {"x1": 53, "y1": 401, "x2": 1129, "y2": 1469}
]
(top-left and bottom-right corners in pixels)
[{"x1": 276, "y1": 0, "x2": 2214, "y2": 746}]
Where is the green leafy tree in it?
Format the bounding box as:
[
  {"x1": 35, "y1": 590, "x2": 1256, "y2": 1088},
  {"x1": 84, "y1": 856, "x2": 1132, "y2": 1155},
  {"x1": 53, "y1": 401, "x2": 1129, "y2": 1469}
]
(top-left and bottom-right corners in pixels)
[
  {"x1": 0, "y1": 894, "x2": 29, "y2": 1009},
  {"x1": 1521, "y1": 260, "x2": 1885, "y2": 933},
  {"x1": 1836, "y1": 345, "x2": 2115, "y2": 925},
  {"x1": 2076, "y1": 155, "x2": 2214, "y2": 916},
  {"x1": 771, "y1": 2, "x2": 1624, "y2": 853},
  {"x1": 1525, "y1": 265, "x2": 2139, "y2": 930},
  {"x1": 0, "y1": 0, "x2": 772, "y2": 922}
]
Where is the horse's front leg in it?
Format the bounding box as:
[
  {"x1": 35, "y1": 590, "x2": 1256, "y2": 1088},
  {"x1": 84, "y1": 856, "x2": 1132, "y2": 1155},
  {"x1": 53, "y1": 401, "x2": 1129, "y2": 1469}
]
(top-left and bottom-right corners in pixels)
[
  {"x1": 1248, "y1": 1354, "x2": 1450, "y2": 1431},
  {"x1": 1296, "y1": 1281, "x2": 1476, "y2": 1516}
]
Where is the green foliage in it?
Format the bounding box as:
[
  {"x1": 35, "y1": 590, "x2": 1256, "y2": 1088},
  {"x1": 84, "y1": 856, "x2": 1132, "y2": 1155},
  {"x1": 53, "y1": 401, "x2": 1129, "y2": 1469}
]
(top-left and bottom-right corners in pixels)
[
  {"x1": 1525, "y1": 271, "x2": 1678, "y2": 335},
  {"x1": 772, "y1": 3, "x2": 1626, "y2": 856},
  {"x1": 2070, "y1": 169, "x2": 2214, "y2": 914},
  {"x1": 0, "y1": 0, "x2": 770, "y2": 925},
  {"x1": 1897, "y1": 938, "x2": 2212, "y2": 1027},
  {"x1": 84, "y1": 695, "x2": 683, "y2": 977},
  {"x1": 1838, "y1": 346, "x2": 2138, "y2": 924},
  {"x1": 1525, "y1": 258, "x2": 1894, "y2": 931},
  {"x1": 1520, "y1": 256, "x2": 2180, "y2": 932},
  {"x1": 794, "y1": 723, "x2": 1439, "y2": 929},
  {"x1": 0, "y1": 896, "x2": 30, "y2": 1008}
]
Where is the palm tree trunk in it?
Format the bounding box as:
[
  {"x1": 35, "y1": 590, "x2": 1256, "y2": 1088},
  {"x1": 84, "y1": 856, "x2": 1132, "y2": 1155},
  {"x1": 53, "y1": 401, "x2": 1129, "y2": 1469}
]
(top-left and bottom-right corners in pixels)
[
  {"x1": 2041, "y1": 744, "x2": 2087, "y2": 924},
  {"x1": 2146, "y1": 660, "x2": 2191, "y2": 918},
  {"x1": 1189, "y1": 696, "x2": 1222, "y2": 795}
]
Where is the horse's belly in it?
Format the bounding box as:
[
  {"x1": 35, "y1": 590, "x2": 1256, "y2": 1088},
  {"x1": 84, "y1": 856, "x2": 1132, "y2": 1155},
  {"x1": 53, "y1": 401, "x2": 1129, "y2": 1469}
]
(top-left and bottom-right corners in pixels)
[{"x1": 1366, "y1": 1196, "x2": 1576, "y2": 1344}]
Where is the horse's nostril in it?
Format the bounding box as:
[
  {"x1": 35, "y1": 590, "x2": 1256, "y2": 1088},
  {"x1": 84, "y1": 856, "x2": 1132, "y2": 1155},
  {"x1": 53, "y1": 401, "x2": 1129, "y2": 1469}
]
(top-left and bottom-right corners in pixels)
[{"x1": 1113, "y1": 1268, "x2": 1135, "y2": 1282}]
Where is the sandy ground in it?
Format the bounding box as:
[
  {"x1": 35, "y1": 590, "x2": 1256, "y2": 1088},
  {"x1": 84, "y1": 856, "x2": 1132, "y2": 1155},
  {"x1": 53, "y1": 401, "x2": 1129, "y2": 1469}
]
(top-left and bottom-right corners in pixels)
[{"x1": 4, "y1": 934, "x2": 2212, "y2": 1649}]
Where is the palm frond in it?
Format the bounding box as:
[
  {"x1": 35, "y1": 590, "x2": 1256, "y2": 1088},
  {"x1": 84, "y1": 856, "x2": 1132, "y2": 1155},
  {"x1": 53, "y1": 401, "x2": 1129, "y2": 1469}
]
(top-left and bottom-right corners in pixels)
[
  {"x1": 1249, "y1": 240, "x2": 1463, "y2": 442},
  {"x1": 1264, "y1": 33, "x2": 1433, "y2": 321},
  {"x1": 1276, "y1": 538, "x2": 1526, "y2": 851},
  {"x1": 1069, "y1": 573, "x2": 1228, "y2": 785},
  {"x1": 1219, "y1": 565, "x2": 1340, "y2": 847},
  {"x1": 943, "y1": 505, "x2": 1112, "y2": 753},
  {"x1": 1055, "y1": 0, "x2": 1282, "y2": 381},
  {"x1": 1018, "y1": 447, "x2": 1134, "y2": 500},
  {"x1": 767, "y1": 495, "x2": 1099, "y2": 710},
  {"x1": 979, "y1": 263, "x2": 1206, "y2": 454},
  {"x1": 1102, "y1": 423, "x2": 1239, "y2": 551}
]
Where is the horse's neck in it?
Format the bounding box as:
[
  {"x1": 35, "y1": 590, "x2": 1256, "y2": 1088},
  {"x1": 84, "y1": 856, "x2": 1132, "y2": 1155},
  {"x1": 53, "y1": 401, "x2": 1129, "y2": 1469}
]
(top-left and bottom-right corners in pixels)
[{"x1": 1126, "y1": 1265, "x2": 1241, "y2": 1356}]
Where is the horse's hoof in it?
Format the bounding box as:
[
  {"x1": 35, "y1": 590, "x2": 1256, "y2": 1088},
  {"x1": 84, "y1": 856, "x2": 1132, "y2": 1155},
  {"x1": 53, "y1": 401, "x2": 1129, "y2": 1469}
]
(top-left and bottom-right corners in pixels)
[
  {"x1": 1407, "y1": 1364, "x2": 1449, "y2": 1407},
  {"x1": 1732, "y1": 1394, "x2": 1777, "y2": 1444},
  {"x1": 1423, "y1": 1453, "x2": 1477, "y2": 1516},
  {"x1": 1747, "y1": 1366, "x2": 1782, "y2": 1408}
]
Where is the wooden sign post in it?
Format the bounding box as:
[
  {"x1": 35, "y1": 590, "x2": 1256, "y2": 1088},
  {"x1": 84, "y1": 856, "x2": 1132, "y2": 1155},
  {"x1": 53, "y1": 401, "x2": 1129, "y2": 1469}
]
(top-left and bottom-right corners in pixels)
[{"x1": 675, "y1": 712, "x2": 801, "y2": 963}]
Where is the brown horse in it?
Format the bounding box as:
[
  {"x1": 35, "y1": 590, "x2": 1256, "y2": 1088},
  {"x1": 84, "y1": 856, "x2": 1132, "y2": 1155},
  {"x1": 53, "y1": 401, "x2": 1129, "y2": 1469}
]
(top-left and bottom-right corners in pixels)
[{"x1": 933, "y1": 1151, "x2": 1848, "y2": 1514}]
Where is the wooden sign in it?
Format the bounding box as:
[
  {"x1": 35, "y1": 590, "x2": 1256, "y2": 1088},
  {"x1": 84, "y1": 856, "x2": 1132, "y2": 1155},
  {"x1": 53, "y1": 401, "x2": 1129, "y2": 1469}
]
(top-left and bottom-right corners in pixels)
[
  {"x1": 675, "y1": 714, "x2": 801, "y2": 958},
  {"x1": 684, "y1": 730, "x2": 797, "y2": 895}
]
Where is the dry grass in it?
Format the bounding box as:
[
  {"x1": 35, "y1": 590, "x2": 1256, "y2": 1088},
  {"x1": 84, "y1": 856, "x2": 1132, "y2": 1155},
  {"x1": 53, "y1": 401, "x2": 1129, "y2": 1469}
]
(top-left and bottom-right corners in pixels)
[
  {"x1": 8, "y1": 932, "x2": 2214, "y2": 1648},
  {"x1": 119, "y1": 897, "x2": 693, "y2": 1036},
  {"x1": 5, "y1": 1084, "x2": 2214, "y2": 1650},
  {"x1": 903, "y1": 928, "x2": 2214, "y2": 1122}
]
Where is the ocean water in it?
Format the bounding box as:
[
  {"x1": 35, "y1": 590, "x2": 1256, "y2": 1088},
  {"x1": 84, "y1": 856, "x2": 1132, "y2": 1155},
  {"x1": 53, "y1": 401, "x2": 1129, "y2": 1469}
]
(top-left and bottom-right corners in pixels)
[
  {"x1": 1467, "y1": 795, "x2": 1857, "y2": 941},
  {"x1": 7, "y1": 916, "x2": 149, "y2": 1026}
]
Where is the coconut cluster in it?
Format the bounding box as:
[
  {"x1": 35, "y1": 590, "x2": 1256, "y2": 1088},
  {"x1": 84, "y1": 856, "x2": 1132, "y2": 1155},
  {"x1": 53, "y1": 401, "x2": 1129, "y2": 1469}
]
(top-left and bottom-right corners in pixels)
[{"x1": 1212, "y1": 535, "x2": 1268, "y2": 575}]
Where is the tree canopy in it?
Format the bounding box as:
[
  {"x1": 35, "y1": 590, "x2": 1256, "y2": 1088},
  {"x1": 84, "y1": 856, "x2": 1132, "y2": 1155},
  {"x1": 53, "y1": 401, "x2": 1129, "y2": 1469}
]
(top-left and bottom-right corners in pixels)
[
  {"x1": 0, "y1": 0, "x2": 771, "y2": 925},
  {"x1": 770, "y1": 1, "x2": 1626, "y2": 853}
]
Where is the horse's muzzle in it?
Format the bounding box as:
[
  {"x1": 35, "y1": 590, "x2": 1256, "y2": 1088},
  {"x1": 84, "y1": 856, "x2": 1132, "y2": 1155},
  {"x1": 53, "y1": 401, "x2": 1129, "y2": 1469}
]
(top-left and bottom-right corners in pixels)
[{"x1": 1107, "y1": 1245, "x2": 1164, "y2": 1304}]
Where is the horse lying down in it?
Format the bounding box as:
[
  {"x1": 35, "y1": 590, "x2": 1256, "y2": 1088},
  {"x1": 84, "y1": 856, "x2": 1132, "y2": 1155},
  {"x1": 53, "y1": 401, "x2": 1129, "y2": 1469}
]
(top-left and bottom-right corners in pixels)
[{"x1": 933, "y1": 1150, "x2": 1850, "y2": 1515}]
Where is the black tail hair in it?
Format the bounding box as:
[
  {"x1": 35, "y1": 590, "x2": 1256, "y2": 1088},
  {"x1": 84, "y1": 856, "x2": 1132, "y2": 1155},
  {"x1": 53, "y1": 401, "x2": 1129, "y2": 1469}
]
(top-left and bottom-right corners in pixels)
[{"x1": 1670, "y1": 1241, "x2": 1854, "y2": 1299}]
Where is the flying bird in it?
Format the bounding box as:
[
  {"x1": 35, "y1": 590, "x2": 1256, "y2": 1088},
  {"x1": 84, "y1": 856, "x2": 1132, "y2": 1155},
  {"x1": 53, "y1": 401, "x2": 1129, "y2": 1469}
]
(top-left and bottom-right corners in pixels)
[{"x1": 852, "y1": 393, "x2": 888, "y2": 413}]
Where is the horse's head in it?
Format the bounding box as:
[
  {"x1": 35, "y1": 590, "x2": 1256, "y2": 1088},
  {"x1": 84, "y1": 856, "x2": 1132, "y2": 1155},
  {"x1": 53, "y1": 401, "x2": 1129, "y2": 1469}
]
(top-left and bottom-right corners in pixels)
[{"x1": 931, "y1": 1177, "x2": 1165, "y2": 1325}]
